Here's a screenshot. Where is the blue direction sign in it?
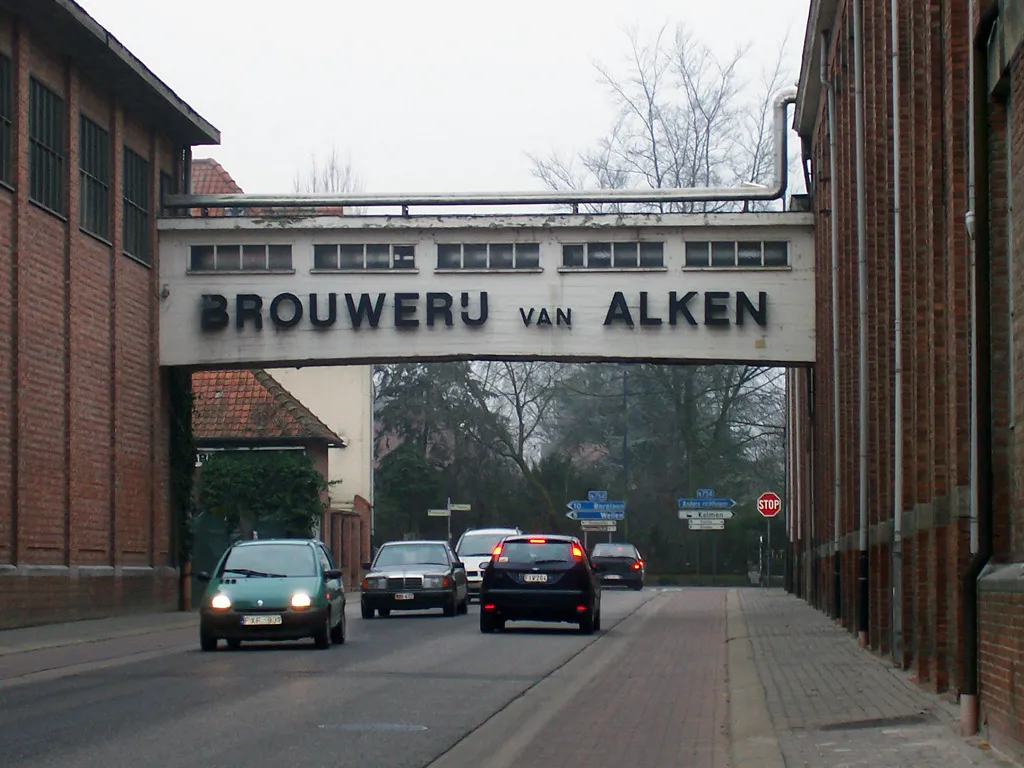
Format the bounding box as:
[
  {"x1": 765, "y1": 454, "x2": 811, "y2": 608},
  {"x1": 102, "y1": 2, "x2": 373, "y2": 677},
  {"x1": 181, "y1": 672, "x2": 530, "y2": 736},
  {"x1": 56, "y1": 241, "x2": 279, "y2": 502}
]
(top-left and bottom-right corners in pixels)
[
  {"x1": 696, "y1": 488, "x2": 715, "y2": 499},
  {"x1": 677, "y1": 497, "x2": 737, "y2": 510},
  {"x1": 588, "y1": 490, "x2": 608, "y2": 503},
  {"x1": 566, "y1": 499, "x2": 625, "y2": 521}
]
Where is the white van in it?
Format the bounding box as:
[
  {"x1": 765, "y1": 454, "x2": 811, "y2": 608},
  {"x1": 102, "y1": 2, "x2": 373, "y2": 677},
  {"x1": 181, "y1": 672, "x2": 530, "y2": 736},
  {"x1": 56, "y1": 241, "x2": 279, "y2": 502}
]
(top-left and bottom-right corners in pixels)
[{"x1": 454, "y1": 527, "x2": 522, "y2": 600}]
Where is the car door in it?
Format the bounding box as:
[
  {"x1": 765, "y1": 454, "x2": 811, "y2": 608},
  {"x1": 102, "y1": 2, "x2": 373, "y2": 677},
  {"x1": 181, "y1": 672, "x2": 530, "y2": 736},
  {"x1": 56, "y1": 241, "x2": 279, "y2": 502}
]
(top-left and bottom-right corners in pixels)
[
  {"x1": 318, "y1": 544, "x2": 344, "y2": 620},
  {"x1": 448, "y1": 544, "x2": 468, "y2": 601}
]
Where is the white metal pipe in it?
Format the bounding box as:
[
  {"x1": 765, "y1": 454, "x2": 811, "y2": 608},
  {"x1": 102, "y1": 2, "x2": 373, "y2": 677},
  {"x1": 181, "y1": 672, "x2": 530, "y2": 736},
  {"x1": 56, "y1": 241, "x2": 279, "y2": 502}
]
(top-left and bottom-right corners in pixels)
[
  {"x1": 853, "y1": 0, "x2": 870, "y2": 648},
  {"x1": 166, "y1": 88, "x2": 798, "y2": 211},
  {"x1": 890, "y1": 0, "x2": 904, "y2": 662}
]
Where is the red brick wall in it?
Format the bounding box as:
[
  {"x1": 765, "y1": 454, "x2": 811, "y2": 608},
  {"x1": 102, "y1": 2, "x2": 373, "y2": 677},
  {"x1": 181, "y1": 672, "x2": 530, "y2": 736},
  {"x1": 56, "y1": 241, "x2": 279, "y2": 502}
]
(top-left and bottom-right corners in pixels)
[
  {"x1": 0, "y1": 12, "x2": 184, "y2": 627},
  {"x1": 793, "y1": 0, "x2": 974, "y2": 702}
]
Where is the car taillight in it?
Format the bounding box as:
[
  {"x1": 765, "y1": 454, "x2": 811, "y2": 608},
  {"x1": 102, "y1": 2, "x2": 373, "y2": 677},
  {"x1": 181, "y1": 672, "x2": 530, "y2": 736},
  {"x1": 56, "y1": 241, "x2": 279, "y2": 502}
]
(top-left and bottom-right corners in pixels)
[
  {"x1": 571, "y1": 545, "x2": 583, "y2": 559},
  {"x1": 632, "y1": 561, "x2": 642, "y2": 570},
  {"x1": 491, "y1": 543, "x2": 503, "y2": 558},
  {"x1": 528, "y1": 538, "x2": 546, "y2": 544},
  {"x1": 483, "y1": 603, "x2": 496, "y2": 611}
]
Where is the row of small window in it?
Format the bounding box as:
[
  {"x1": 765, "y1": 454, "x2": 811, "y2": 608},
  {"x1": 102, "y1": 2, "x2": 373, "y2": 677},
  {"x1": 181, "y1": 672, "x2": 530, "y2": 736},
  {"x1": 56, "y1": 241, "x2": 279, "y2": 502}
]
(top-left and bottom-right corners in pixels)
[
  {"x1": 187, "y1": 239, "x2": 791, "y2": 273},
  {"x1": 0, "y1": 55, "x2": 154, "y2": 263}
]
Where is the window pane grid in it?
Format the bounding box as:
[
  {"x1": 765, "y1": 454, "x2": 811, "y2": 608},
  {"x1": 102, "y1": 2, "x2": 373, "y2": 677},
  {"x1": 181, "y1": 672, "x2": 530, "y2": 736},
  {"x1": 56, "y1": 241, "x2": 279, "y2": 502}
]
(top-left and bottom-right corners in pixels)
[
  {"x1": 684, "y1": 240, "x2": 790, "y2": 268},
  {"x1": 188, "y1": 244, "x2": 293, "y2": 272},
  {"x1": 79, "y1": 115, "x2": 109, "y2": 239},
  {"x1": 122, "y1": 146, "x2": 149, "y2": 262},
  {"x1": 312, "y1": 243, "x2": 416, "y2": 270},
  {"x1": 29, "y1": 77, "x2": 65, "y2": 215},
  {"x1": 435, "y1": 242, "x2": 540, "y2": 270},
  {"x1": 561, "y1": 241, "x2": 664, "y2": 269}
]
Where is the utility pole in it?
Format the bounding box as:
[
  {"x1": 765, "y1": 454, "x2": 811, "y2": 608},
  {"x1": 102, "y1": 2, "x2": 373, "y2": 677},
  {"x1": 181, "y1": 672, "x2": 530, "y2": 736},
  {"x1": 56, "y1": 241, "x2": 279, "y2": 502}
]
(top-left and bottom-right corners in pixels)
[{"x1": 622, "y1": 364, "x2": 629, "y2": 541}]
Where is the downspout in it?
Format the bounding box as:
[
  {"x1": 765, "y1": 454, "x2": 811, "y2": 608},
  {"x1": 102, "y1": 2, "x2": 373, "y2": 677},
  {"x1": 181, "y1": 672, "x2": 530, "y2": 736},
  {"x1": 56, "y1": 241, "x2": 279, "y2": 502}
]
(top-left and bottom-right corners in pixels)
[
  {"x1": 890, "y1": 0, "x2": 905, "y2": 665},
  {"x1": 853, "y1": 0, "x2": 870, "y2": 649},
  {"x1": 824, "y1": 30, "x2": 843, "y2": 621},
  {"x1": 960, "y1": 0, "x2": 998, "y2": 737}
]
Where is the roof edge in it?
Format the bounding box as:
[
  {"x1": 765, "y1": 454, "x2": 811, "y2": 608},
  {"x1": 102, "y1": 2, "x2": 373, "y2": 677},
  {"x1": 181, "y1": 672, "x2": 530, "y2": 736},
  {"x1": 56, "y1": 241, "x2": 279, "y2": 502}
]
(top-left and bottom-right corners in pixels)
[
  {"x1": 252, "y1": 369, "x2": 347, "y2": 447},
  {"x1": 795, "y1": 0, "x2": 839, "y2": 140},
  {"x1": 53, "y1": 0, "x2": 220, "y2": 145}
]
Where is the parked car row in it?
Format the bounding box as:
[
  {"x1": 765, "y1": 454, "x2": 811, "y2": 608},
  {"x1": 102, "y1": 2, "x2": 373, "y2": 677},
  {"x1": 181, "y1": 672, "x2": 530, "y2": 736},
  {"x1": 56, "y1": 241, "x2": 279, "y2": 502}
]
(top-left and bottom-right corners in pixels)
[{"x1": 194, "y1": 530, "x2": 646, "y2": 650}]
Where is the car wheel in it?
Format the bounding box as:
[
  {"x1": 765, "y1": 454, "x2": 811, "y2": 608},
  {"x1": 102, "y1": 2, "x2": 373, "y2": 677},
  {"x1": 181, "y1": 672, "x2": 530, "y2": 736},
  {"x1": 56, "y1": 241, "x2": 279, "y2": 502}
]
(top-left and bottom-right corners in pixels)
[
  {"x1": 313, "y1": 614, "x2": 331, "y2": 649},
  {"x1": 480, "y1": 612, "x2": 495, "y2": 633},
  {"x1": 200, "y1": 632, "x2": 218, "y2": 652},
  {"x1": 226, "y1": 638, "x2": 242, "y2": 650},
  {"x1": 594, "y1": 610, "x2": 602, "y2": 632},
  {"x1": 443, "y1": 597, "x2": 457, "y2": 617},
  {"x1": 361, "y1": 603, "x2": 374, "y2": 620},
  {"x1": 378, "y1": 608, "x2": 391, "y2": 618},
  {"x1": 632, "y1": 582, "x2": 643, "y2": 591},
  {"x1": 458, "y1": 597, "x2": 469, "y2": 614},
  {"x1": 578, "y1": 611, "x2": 596, "y2": 635},
  {"x1": 330, "y1": 611, "x2": 346, "y2": 644}
]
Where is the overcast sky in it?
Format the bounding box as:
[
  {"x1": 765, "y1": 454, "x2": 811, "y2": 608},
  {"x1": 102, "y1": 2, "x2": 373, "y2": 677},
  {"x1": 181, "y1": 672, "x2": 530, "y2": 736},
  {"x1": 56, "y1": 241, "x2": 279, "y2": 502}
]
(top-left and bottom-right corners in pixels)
[{"x1": 80, "y1": 0, "x2": 810, "y2": 199}]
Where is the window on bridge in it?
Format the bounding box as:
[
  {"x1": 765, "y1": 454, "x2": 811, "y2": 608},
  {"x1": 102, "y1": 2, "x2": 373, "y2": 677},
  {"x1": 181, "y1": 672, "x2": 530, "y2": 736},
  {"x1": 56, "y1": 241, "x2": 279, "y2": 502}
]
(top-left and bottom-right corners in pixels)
[
  {"x1": 560, "y1": 241, "x2": 665, "y2": 269},
  {"x1": 311, "y1": 243, "x2": 416, "y2": 271},
  {"x1": 684, "y1": 240, "x2": 789, "y2": 268},
  {"x1": 189, "y1": 244, "x2": 294, "y2": 272},
  {"x1": 435, "y1": 242, "x2": 540, "y2": 270}
]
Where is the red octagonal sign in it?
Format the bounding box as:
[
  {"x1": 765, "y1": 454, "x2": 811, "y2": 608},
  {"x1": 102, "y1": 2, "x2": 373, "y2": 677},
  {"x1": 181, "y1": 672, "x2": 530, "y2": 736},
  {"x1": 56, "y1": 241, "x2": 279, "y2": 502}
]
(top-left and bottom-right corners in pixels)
[{"x1": 757, "y1": 491, "x2": 782, "y2": 518}]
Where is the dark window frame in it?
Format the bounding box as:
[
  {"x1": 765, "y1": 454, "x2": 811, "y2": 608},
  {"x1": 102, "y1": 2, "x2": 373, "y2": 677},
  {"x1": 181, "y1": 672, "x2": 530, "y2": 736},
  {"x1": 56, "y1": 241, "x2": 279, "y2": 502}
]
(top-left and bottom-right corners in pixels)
[
  {"x1": 78, "y1": 113, "x2": 110, "y2": 241},
  {"x1": 28, "y1": 76, "x2": 66, "y2": 216},
  {"x1": 122, "y1": 145, "x2": 150, "y2": 263},
  {"x1": 0, "y1": 53, "x2": 13, "y2": 188},
  {"x1": 560, "y1": 241, "x2": 665, "y2": 270}
]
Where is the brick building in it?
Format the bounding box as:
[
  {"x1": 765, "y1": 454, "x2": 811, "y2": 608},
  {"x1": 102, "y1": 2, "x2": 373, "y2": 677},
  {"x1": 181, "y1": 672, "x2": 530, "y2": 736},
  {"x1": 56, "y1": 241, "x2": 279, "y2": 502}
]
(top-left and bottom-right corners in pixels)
[
  {"x1": 785, "y1": 0, "x2": 1024, "y2": 754},
  {"x1": 0, "y1": 0, "x2": 217, "y2": 629},
  {"x1": 191, "y1": 369, "x2": 369, "y2": 591}
]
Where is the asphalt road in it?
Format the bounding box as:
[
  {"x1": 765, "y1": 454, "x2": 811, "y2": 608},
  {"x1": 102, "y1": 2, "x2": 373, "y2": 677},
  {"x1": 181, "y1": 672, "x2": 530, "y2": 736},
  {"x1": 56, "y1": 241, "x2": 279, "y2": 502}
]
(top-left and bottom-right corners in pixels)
[{"x1": 0, "y1": 588, "x2": 658, "y2": 768}]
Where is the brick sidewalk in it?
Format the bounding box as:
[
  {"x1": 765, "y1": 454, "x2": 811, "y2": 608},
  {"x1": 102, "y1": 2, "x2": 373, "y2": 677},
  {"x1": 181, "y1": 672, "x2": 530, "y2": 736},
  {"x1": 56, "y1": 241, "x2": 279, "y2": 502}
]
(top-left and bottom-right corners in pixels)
[
  {"x1": 523, "y1": 589, "x2": 730, "y2": 768},
  {"x1": 739, "y1": 589, "x2": 1020, "y2": 767}
]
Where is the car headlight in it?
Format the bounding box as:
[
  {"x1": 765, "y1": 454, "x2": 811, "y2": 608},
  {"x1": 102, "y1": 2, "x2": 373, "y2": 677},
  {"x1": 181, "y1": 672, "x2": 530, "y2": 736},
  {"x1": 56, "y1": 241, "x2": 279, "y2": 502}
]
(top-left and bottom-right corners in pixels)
[
  {"x1": 362, "y1": 577, "x2": 385, "y2": 590},
  {"x1": 211, "y1": 593, "x2": 231, "y2": 610},
  {"x1": 423, "y1": 575, "x2": 444, "y2": 589},
  {"x1": 291, "y1": 592, "x2": 312, "y2": 609}
]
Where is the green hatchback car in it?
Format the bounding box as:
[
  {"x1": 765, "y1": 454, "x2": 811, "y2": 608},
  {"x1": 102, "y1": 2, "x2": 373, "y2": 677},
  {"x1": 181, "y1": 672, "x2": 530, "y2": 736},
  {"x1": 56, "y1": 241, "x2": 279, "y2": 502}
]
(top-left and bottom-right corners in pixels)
[{"x1": 197, "y1": 538, "x2": 347, "y2": 651}]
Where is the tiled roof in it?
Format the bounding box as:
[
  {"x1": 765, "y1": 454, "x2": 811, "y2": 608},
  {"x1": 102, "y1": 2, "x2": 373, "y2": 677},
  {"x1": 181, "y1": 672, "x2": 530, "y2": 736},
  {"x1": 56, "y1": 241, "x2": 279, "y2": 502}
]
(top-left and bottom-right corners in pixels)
[
  {"x1": 191, "y1": 158, "x2": 244, "y2": 195},
  {"x1": 192, "y1": 369, "x2": 344, "y2": 446}
]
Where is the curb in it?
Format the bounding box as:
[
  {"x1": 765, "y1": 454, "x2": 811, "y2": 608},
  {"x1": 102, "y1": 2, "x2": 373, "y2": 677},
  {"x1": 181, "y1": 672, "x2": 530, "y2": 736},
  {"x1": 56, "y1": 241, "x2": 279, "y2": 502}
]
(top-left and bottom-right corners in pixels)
[
  {"x1": 726, "y1": 588, "x2": 787, "y2": 768},
  {"x1": 0, "y1": 591, "x2": 363, "y2": 656}
]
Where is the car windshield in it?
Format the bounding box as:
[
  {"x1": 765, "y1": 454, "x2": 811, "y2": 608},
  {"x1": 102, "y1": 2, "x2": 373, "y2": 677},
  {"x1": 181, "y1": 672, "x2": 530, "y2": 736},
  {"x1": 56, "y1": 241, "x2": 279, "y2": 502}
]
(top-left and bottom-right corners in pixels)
[
  {"x1": 592, "y1": 543, "x2": 639, "y2": 559},
  {"x1": 499, "y1": 540, "x2": 574, "y2": 565},
  {"x1": 456, "y1": 532, "x2": 512, "y2": 557},
  {"x1": 219, "y1": 543, "x2": 317, "y2": 577},
  {"x1": 374, "y1": 543, "x2": 450, "y2": 567}
]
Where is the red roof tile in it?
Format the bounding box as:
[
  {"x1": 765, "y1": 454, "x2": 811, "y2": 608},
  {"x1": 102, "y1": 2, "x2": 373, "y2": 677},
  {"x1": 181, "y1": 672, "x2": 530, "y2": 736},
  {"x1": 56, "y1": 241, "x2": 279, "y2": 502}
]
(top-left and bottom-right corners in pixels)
[
  {"x1": 192, "y1": 369, "x2": 344, "y2": 445},
  {"x1": 191, "y1": 157, "x2": 244, "y2": 195}
]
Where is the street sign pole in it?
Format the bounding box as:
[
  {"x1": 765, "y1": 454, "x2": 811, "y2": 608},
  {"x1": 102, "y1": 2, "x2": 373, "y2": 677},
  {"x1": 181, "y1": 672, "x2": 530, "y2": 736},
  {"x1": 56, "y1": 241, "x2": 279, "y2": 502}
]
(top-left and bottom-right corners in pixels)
[
  {"x1": 447, "y1": 497, "x2": 451, "y2": 544},
  {"x1": 766, "y1": 516, "x2": 771, "y2": 589}
]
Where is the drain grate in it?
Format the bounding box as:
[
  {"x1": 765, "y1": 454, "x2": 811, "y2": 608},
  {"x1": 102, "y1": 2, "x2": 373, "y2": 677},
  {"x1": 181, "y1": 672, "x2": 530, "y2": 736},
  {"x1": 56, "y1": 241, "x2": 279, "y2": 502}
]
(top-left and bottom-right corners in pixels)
[
  {"x1": 318, "y1": 723, "x2": 428, "y2": 732},
  {"x1": 816, "y1": 712, "x2": 932, "y2": 731}
]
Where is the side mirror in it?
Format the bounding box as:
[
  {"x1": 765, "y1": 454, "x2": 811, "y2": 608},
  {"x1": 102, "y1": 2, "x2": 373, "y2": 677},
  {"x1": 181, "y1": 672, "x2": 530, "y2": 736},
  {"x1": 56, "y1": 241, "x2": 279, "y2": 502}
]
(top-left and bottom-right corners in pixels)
[
  {"x1": 360, "y1": 562, "x2": 372, "y2": 570},
  {"x1": 452, "y1": 560, "x2": 465, "y2": 570},
  {"x1": 196, "y1": 571, "x2": 211, "y2": 583},
  {"x1": 324, "y1": 569, "x2": 343, "y2": 580}
]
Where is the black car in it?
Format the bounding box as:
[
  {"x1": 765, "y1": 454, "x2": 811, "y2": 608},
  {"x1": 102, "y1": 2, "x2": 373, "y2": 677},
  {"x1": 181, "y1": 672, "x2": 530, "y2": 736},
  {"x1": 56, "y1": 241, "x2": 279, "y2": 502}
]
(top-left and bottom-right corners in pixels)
[
  {"x1": 478, "y1": 534, "x2": 601, "y2": 634},
  {"x1": 360, "y1": 540, "x2": 470, "y2": 618},
  {"x1": 590, "y1": 542, "x2": 645, "y2": 590}
]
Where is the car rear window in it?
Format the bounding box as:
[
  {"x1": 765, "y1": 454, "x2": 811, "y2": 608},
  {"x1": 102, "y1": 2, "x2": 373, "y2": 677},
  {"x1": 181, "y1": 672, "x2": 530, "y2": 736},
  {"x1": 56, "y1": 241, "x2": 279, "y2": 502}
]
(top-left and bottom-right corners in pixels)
[
  {"x1": 457, "y1": 532, "x2": 511, "y2": 557},
  {"x1": 592, "y1": 543, "x2": 638, "y2": 558},
  {"x1": 220, "y1": 543, "x2": 317, "y2": 577},
  {"x1": 498, "y1": 540, "x2": 575, "y2": 565}
]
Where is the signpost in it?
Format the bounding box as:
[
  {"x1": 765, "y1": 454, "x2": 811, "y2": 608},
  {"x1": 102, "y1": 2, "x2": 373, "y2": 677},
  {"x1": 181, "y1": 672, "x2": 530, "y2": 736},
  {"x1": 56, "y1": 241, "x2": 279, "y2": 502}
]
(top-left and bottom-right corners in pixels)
[
  {"x1": 427, "y1": 497, "x2": 471, "y2": 543},
  {"x1": 688, "y1": 519, "x2": 725, "y2": 531},
  {"x1": 757, "y1": 491, "x2": 782, "y2": 588},
  {"x1": 565, "y1": 500, "x2": 625, "y2": 520}
]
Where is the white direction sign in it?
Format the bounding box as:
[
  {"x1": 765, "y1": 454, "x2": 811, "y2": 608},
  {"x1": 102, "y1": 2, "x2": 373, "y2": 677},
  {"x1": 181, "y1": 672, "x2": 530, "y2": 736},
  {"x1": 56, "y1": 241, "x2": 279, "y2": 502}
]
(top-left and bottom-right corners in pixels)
[
  {"x1": 427, "y1": 509, "x2": 450, "y2": 517},
  {"x1": 688, "y1": 519, "x2": 725, "y2": 530},
  {"x1": 449, "y1": 503, "x2": 472, "y2": 512},
  {"x1": 581, "y1": 520, "x2": 617, "y2": 531},
  {"x1": 678, "y1": 509, "x2": 735, "y2": 520}
]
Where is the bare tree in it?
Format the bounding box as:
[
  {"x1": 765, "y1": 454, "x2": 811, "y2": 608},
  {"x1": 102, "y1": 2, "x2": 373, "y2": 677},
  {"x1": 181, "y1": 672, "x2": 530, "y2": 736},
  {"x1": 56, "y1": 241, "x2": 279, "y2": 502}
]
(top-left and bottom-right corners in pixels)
[
  {"x1": 293, "y1": 145, "x2": 365, "y2": 215},
  {"x1": 527, "y1": 24, "x2": 795, "y2": 214}
]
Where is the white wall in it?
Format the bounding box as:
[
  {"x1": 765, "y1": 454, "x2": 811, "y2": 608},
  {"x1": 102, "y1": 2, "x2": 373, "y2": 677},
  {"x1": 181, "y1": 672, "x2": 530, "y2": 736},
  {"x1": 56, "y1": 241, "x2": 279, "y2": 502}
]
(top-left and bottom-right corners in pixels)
[
  {"x1": 158, "y1": 212, "x2": 816, "y2": 367},
  {"x1": 270, "y1": 364, "x2": 374, "y2": 508}
]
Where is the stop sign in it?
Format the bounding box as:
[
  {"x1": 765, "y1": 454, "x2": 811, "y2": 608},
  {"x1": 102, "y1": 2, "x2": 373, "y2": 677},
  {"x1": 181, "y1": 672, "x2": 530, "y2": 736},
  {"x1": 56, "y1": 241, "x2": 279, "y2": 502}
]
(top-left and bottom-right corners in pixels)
[{"x1": 757, "y1": 491, "x2": 782, "y2": 518}]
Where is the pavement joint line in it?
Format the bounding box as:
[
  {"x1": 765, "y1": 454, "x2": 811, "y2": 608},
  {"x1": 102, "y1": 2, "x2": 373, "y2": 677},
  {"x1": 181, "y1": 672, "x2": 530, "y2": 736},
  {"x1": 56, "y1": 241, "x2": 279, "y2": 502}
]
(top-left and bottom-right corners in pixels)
[
  {"x1": 727, "y1": 588, "x2": 787, "y2": 768},
  {"x1": 0, "y1": 642, "x2": 199, "y2": 690},
  {"x1": 424, "y1": 590, "x2": 667, "y2": 768}
]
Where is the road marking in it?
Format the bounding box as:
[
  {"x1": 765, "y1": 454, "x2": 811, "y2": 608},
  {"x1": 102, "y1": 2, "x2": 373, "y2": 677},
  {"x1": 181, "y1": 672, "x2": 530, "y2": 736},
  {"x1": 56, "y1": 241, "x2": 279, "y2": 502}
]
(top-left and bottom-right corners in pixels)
[
  {"x1": 425, "y1": 591, "x2": 664, "y2": 768},
  {"x1": 0, "y1": 643, "x2": 196, "y2": 691}
]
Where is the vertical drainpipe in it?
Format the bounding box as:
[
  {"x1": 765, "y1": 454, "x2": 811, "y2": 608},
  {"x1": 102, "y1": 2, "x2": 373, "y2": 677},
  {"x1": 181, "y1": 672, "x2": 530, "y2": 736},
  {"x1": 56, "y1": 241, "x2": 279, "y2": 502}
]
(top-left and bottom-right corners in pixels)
[
  {"x1": 852, "y1": 0, "x2": 871, "y2": 649},
  {"x1": 890, "y1": 0, "x2": 905, "y2": 665},
  {"x1": 960, "y1": 0, "x2": 997, "y2": 737},
  {"x1": 824, "y1": 30, "x2": 843, "y2": 621}
]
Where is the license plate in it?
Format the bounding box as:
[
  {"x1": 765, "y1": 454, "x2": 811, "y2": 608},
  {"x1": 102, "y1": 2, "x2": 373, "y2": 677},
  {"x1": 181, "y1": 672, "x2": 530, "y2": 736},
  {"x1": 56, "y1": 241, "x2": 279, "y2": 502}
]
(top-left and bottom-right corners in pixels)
[
  {"x1": 524, "y1": 574, "x2": 548, "y2": 583},
  {"x1": 395, "y1": 592, "x2": 414, "y2": 600},
  {"x1": 242, "y1": 614, "x2": 282, "y2": 626},
  {"x1": 605, "y1": 574, "x2": 621, "y2": 579}
]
